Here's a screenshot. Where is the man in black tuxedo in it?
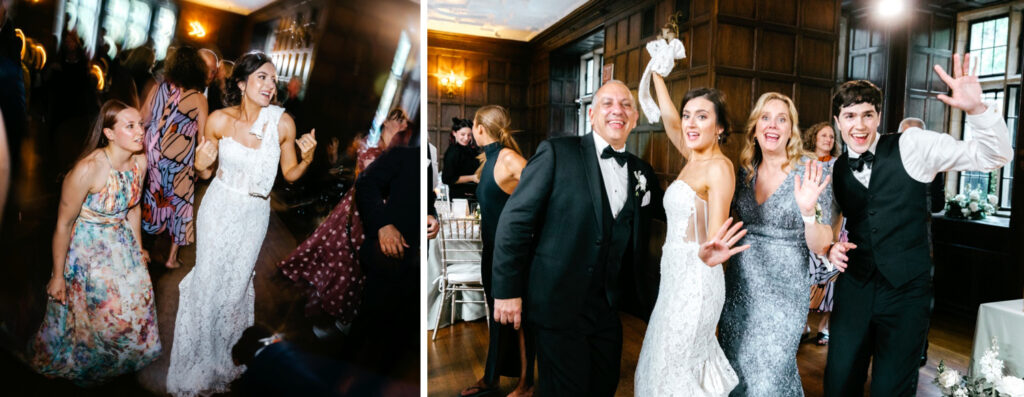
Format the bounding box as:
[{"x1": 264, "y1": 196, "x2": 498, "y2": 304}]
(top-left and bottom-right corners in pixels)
[
  {"x1": 353, "y1": 144, "x2": 420, "y2": 374},
  {"x1": 492, "y1": 80, "x2": 664, "y2": 396},
  {"x1": 825, "y1": 54, "x2": 1012, "y2": 396}
]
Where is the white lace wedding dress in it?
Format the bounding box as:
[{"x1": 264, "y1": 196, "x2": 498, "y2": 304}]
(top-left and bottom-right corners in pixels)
[
  {"x1": 166, "y1": 106, "x2": 283, "y2": 396},
  {"x1": 634, "y1": 180, "x2": 738, "y2": 396}
]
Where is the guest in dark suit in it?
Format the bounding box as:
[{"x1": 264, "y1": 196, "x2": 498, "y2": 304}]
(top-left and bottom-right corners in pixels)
[
  {"x1": 825, "y1": 54, "x2": 1012, "y2": 396},
  {"x1": 352, "y1": 143, "x2": 420, "y2": 374},
  {"x1": 492, "y1": 80, "x2": 665, "y2": 396}
]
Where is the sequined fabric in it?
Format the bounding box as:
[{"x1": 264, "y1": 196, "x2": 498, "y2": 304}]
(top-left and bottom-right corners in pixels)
[{"x1": 718, "y1": 159, "x2": 834, "y2": 396}]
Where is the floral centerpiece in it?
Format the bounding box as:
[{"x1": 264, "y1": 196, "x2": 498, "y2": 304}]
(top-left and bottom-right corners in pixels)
[
  {"x1": 945, "y1": 189, "x2": 997, "y2": 220},
  {"x1": 934, "y1": 338, "x2": 1024, "y2": 397}
]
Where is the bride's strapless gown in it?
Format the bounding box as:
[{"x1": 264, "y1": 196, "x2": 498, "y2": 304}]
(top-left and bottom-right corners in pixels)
[{"x1": 634, "y1": 180, "x2": 738, "y2": 396}]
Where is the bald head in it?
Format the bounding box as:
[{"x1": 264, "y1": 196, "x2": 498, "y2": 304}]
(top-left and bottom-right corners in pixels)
[
  {"x1": 199, "y1": 49, "x2": 218, "y2": 85},
  {"x1": 589, "y1": 80, "x2": 639, "y2": 149},
  {"x1": 898, "y1": 117, "x2": 925, "y2": 133}
]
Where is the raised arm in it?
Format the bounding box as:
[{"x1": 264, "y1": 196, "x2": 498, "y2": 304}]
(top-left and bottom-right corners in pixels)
[
  {"x1": 49, "y1": 157, "x2": 102, "y2": 304},
  {"x1": 794, "y1": 160, "x2": 835, "y2": 256},
  {"x1": 278, "y1": 112, "x2": 316, "y2": 183},
  {"x1": 652, "y1": 73, "x2": 690, "y2": 160},
  {"x1": 705, "y1": 158, "x2": 736, "y2": 238},
  {"x1": 900, "y1": 53, "x2": 1012, "y2": 181}
]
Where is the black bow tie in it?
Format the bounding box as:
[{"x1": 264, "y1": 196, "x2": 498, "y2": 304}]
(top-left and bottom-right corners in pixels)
[
  {"x1": 849, "y1": 151, "x2": 875, "y2": 172},
  {"x1": 601, "y1": 146, "x2": 629, "y2": 166}
]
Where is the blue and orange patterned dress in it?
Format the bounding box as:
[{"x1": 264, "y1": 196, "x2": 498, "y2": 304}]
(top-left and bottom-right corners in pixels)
[
  {"x1": 142, "y1": 81, "x2": 202, "y2": 246},
  {"x1": 28, "y1": 157, "x2": 162, "y2": 386}
]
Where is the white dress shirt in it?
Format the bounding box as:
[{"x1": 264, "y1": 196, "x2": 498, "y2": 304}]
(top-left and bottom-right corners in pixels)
[
  {"x1": 848, "y1": 103, "x2": 1012, "y2": 187},
  {"x1": 593, "y1": 133, "x2": 629, "y2": 218}
]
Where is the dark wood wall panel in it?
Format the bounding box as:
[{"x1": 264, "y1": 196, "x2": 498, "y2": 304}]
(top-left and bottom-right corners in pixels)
[
  {"x1": 505, "y1": 0, "x2": 839, "y2": 183},
  {"x1": 716, "y1": 24, "x2": 756, "y2": 69},
  {"x1": 426, "y1": 31, "x2": 532, "y2": 167}
]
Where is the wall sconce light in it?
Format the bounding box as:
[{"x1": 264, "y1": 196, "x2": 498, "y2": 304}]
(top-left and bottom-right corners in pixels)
[
  {"x1": 188, "y1": 21, "x2": 207, "y2": 38},
  {"x1": 33, "y1": 44, "x2": 47, "y2": 69},
  {"x1": 440, "y1": 71, "x2": 464, "y2": 97},
  {"x1": 91, "y1": 64, "x2": 105, "y2": 91},
  {"x1": 14, "y1": 29, "x2": 25, "y2": 60}
]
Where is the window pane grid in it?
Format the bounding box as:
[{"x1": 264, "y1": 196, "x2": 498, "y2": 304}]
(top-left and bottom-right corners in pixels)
[{"x1": 968, "y1": 17, "x2": 1009, "y2": 76}]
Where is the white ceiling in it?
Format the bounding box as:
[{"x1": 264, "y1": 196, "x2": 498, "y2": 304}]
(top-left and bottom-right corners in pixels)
[
  {"x1": 184, "y1": 0, "x2": 277, "y2": 15},
  {"x1": 429, "y1": 0, "x2": 589, "y2": 42}
]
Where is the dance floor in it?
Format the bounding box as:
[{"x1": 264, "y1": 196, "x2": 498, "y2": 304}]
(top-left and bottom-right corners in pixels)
[
  {"x1": 0, "y1": 121, "x2": 418, "y2": 395},
  {"x1": 427, "y1": 311, "x2": 974, "y2": 396}
]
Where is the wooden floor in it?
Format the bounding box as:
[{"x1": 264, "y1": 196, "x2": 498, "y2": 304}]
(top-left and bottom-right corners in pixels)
[
  {"x1": 427, "y1": 311, "x2": 974, "y2": 396},
  {"x1": 0, "y1": 121, "x2": 418, "y2": 395}
]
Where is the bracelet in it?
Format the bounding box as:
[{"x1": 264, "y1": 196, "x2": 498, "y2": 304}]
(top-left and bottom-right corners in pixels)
[{"x1": 801, "y1": 213, "x2": 816, "y2": 224}]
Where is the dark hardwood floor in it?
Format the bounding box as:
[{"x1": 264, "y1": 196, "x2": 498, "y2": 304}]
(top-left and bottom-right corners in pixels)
[
  {"x1": 0, "y1": 119, "x2": 418, "y2": 395},
  {"x1": 427, "y1": 311, "x2": 974, "y2": 396}
]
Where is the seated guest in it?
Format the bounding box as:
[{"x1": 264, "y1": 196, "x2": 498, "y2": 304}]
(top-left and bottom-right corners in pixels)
[{"x1": 442, "y1": 118, "x2": 480, "y2": 199}]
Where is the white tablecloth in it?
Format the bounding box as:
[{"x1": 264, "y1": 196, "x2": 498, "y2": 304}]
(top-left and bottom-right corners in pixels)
[
  {"x1": 972, "y1": 299, "x2": 1024, "y2": 377},
  {"x1": 427, "y1": 236, "x2": 487, "y2": 330}
]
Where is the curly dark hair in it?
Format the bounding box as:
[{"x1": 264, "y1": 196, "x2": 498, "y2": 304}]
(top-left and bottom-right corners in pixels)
[
  {"x1": 680, "y1": 88, "x2": 731, "y2": 143},
  {"x1": 831, "y1": 80, "x2": 882, "y2": 117},
  {"x1": 222, "y1": 51, "x2": 275, "y2": 107},
  {"x1": 164, "y1": 46, "x2": 208, "y2": 92}
]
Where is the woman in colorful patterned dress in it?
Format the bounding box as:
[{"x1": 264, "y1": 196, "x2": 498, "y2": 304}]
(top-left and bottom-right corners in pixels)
[
  {"x1": 277, "y1": 108, "x2": 409, "y2": 330},
  {"x1": 29, "y1": 99, "x2": 161, "y2": 386},
  {"x1": 140, "y1": 46, "x2": 210, "y2": 269}
]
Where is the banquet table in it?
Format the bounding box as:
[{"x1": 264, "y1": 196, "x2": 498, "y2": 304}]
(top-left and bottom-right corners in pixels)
[{"x1": 971, "y1": 299, "x2": 1024, "y2": 378}]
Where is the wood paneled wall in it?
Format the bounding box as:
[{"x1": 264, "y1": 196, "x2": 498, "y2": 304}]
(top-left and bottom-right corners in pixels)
[
  {"x1": 845, "y1": 4, "x2": 954, "y2": 133},
  {"x1": 426, "y1": 31, "x2": 533, "y2": 161},
  {"x1": 176, "y1": 1, "x2": 248, "y2": 62},
  {"x1": 520, "y1": 0, "x2": 840, "y2": 183}
]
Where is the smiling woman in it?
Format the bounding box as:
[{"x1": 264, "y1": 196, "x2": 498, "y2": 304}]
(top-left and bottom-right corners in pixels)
[
  {"x1": 27, "y1": 100, "x2": 160, "y2": 386},
  {"x1": 166, "y1": 50, "x2": 317, "y2": 396}
]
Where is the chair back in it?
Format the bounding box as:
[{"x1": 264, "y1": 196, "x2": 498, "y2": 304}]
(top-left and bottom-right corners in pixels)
[{"x1": 437, "y1": 215, "x2": 482, "y2": 275}]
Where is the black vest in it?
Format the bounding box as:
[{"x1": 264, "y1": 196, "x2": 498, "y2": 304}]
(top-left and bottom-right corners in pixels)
[
  {"x1": 592, "y1": 174, "x2": 636, "y2": 308},
  {"x1": 834, "y1": 134, "x2": 932, "y2": 287}
]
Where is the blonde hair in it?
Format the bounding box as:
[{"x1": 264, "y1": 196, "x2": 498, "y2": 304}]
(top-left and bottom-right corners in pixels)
[
  {"x1": 473, "y1": 105, "x2": 521, "y2": 177},
  {"x1": 802, "y1": 121, "x2": 840, "y2": 158},
  {"x1": 739, "y1": 92, "x2": 807, "y2": 183}
]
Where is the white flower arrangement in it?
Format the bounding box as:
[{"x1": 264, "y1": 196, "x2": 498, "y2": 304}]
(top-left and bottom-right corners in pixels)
[
  {"x1": 935, "y1": 338, "x2": 1024, "y2": 396},
  {"x1": 945, "y1": 188, "x2": 997, "y2": 220}
]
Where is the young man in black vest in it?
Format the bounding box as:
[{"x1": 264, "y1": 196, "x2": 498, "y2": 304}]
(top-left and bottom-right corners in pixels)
[{"x1": 825, "y1": 54, "x2": 1012, "y2": 396}]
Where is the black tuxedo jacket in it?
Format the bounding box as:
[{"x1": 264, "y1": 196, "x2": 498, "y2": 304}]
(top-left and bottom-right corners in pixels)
[{"x1": 492, "y1": 133, "x2": 665, "y2": 329}]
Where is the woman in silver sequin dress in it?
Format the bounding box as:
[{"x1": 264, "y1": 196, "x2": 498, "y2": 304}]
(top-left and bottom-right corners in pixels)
[{"x1": 718, "y1": 93, "x2": 835, "y2": 396}]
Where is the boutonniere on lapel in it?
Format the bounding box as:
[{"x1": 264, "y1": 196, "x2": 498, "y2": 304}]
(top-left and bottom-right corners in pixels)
[{"x1": 635, "y1": 170, "x2": 651, "y2": 207}]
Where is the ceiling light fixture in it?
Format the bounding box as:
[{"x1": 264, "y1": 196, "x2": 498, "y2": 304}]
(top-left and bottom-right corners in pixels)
[{"x1": 876, "y1": 0, "x2": 906, "y2": 20}]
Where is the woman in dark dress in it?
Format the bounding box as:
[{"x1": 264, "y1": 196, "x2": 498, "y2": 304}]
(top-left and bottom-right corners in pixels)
[
  {"x1": 442, "y1": 118, "x2": 480, "y2": 199},
  {"x1": 459, "y1": 106, "x2": 533, "y2": 397}
]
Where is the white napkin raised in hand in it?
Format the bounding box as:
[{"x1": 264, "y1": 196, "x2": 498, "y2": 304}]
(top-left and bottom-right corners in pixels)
[{"x1": 639, "y1": 38, "x2": 686, "y2": 124}]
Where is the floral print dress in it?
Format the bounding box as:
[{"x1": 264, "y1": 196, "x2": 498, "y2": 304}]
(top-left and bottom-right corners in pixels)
[{"x1": 29, "y1": 158, "x2": 161, "y2": 386}]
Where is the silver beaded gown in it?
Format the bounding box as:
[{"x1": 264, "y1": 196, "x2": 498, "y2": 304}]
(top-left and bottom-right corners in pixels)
[{"x1": 718, "y1": 159, "x2": 833, "y2": 396}]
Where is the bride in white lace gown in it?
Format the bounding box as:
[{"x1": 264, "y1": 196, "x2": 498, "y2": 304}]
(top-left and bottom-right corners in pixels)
[
  {"x1": 166, "y1": 52, "x2": 316, "y2": 396},
  {"x1": 634, "y1": 74, "x2": 748, "y2": 396}
]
